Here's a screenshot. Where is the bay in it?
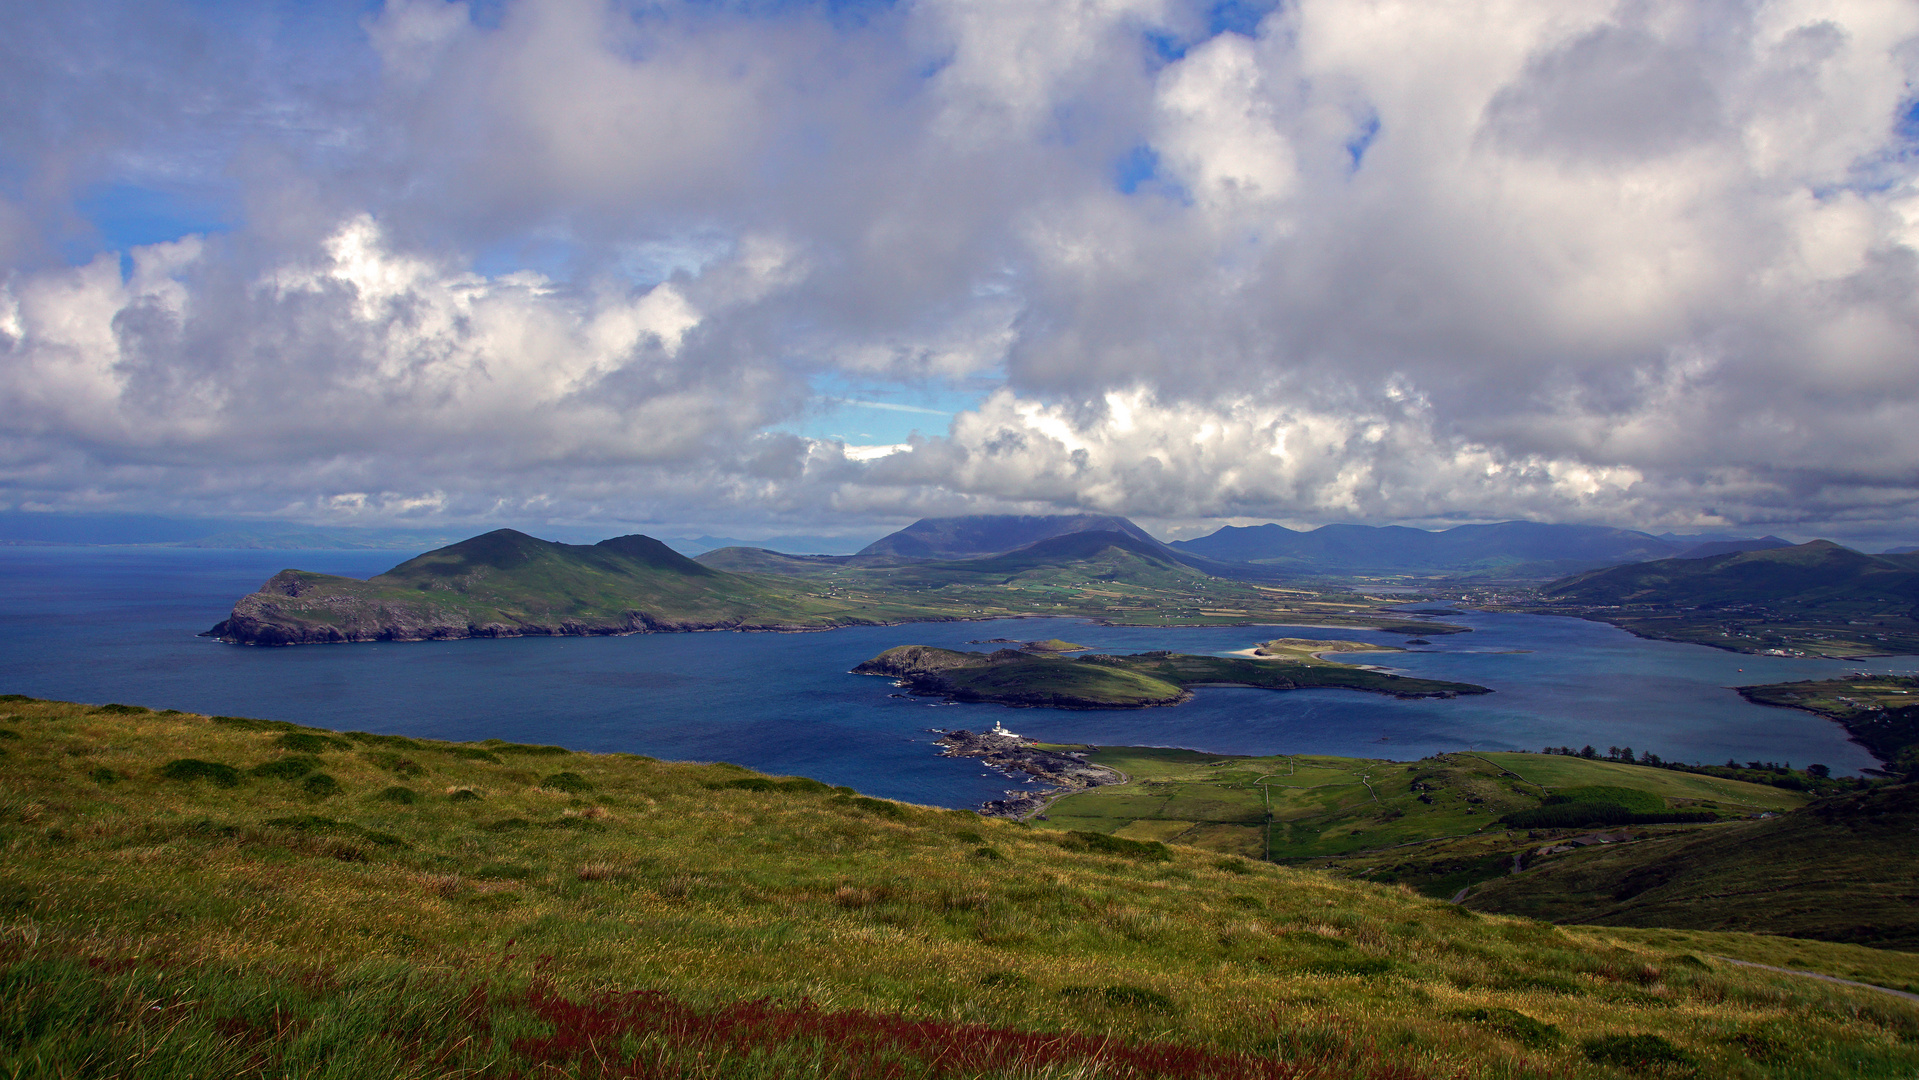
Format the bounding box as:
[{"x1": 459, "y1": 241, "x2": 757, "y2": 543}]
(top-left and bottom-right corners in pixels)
[{"x1": 0, "y1": 546, "x2": 1898, "y2": 808}]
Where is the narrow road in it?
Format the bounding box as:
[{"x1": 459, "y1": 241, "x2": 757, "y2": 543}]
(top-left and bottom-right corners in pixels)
[{"x1": 1711, "y1": 956, "x2": 1919, "y2": 1006}]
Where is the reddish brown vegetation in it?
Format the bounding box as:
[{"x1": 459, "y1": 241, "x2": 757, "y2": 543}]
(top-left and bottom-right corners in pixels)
[{"x1": 484, "y1": 978, "x2": 1440, "y2": 1080}]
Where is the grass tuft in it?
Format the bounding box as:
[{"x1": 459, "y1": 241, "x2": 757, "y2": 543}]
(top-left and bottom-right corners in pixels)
[{"x1": 158, "y1": 758, "x2": 242, "y2": 787}]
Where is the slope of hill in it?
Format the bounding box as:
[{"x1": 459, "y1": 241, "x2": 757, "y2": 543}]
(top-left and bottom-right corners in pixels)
[
  {"x1": 1674, "y1": 536, "x2": 1793, "y2": 560},
  {"x1": 1463, "y1": 781, "x2": 1919, "y2": 950},
  {"x1": 1171, "y1": 521, "x2": 1689, "y2": 577},
  {"x1": 1530, "y1": 541, "x2": 1919, "y2": 658},
  {"x1": 208, "y1": 529, "x2": 952, "y2": 645},
  {"x1": 855, "y1": 514, "x2": 1162, "y2": 561},
  {"x1": 6, "y1": 694, "x2": 1919, "y2": 1078}
]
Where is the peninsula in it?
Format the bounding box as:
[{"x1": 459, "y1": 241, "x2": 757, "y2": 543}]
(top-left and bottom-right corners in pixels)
[{"x1": 853, "y1": 639, "x2": 1489, "y2": 708}]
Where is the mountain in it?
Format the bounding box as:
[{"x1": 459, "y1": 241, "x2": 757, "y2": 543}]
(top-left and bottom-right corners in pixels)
[
  {"x1": 881, "y1": 530, "x2": 1204, "y2": 591},
  {"x1": 1672, "y1": 536, "x2": 1794, "y2": 560},
  {"x1": 1466, "y1": 782, "x2": 1919, "y2": 949},
  {"x1": 1532, "y1": 541, "x2": 1919, "y2": 657},
  {"x1": 1170, "y1": 521, "x2": 1687, "y2": 577},
  {"x1": 208, "y1": 529, "x2": 923, "y2": 645},
  {"x1": 1540, "y1": 540, "x2": 1919, "y2": 608},
  {"x1": 855, "y1": 514, "x2": 1163, "y2": 561}
]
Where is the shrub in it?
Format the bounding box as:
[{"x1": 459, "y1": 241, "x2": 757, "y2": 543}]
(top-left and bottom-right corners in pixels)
[
  {"x1": 378, "y1": 785, "x2": 419, "y2": 804},
  {"x1": 301, "y1": 773, "x2": 341, "y2": 798},
  {"x1": 362, "y1": 751, "x2": 425, "y2": 777},
  {"x1": 88, "y1": 766, "x2": 118, "y2": 785},
  {"x1": 210, "y1": 714, "x2": 281, "y2": 730},
  {"x1": 275, "y1": 732, "x2": 349, "y2": 754},
  {"x1": 1448, "y1": 1007, "x2": 1562, "y2": 1048},
  {"x1": 540, "y1": 771, "x2": 594, "y2": 794},
  {"x1": 832, "y1": 794, "x2": 907, "y2": 819},
  {"x1": 445, "y1": 748, "x2": 502, "y2": 764},
  {"x1": 1214, "y1": 858, "x2": 1252, "y2": 874},
  {"x1": 1056, "y1": 830, "x2": 1170, "y2": 862},
  {"x1": 481, "y1": 740, "x2": 570, "y2": 756},
  {"x1": 448, "y1": 787, "x2": 482, "y2": 802},
  {"x1": 91, "y1": 704, "x2": 149, "y2": 715},
  {"x1": 160, "y1": 758, "x2": 242, "y2": 787},
  {"x1": 972, "y1": 846, "x2": 1005, "y2": 860},
  {"x1": 712, "y1": 776, "x2": 832, "y2": 794},
  {"x1": 0, "y1": 729, "x2": 20, "y2": 740},
  {"x1": 251, "y1": 755, "x2": 320, "y2": 780},
  {"x1": 1583, "y1": 1033, "x2": 1695, "y2": 1071}
]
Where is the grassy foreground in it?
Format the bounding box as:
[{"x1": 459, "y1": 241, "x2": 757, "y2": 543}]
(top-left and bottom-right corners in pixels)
[{"x1": 4, "y1": 696, "x2": 1919, "y2": 1078}]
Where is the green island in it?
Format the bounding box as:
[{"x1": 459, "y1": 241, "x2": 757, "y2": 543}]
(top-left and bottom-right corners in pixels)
[
  {"x1": 1736, "y1": 675, "x2": 1919, "y2": 766},
  {"x1": 209, "y1": 527, "x2": 1470, "y2": 646},
  {"x1": 852, "y1": 638, "x2": 1488, "y2": 708},
  {"x1": 6, "y1": 694, "x2": 1919, "y2": 1079},
  {"x1": 1522, "y1": 540, "x2": 1919, "y2": 658}
]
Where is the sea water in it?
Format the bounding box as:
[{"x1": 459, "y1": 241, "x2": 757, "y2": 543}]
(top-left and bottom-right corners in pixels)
[{"x1": 0, "y1": 546, "x2": 1897, "y2": 807}]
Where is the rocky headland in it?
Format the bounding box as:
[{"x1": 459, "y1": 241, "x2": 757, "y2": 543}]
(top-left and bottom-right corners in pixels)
[{"x1": 935, "y1": 725, "x2": 1125, "y2": 818}]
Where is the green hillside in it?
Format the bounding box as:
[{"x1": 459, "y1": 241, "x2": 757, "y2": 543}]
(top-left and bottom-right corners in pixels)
[
  {"x1": 1463, "y1": 781, "x2": 1919, "y2": 950},
  {"x1": 5, "y1": 695, "x2": 1919, "y2": 1078},
  {"x1": 1037, "y1": 749, "x2": 1806, "y2": 864},
  {"x1": 1530, "y1": 541, "x2": 1919, "y2": 657}
]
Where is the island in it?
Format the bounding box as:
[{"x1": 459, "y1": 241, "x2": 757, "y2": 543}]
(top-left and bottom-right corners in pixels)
[{"x1": 853, "y1": 639, "x2": 1490, "y2": 708}]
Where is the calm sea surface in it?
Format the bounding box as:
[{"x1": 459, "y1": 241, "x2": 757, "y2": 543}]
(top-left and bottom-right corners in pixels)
[{"x1": 0, "y1": 547, "x2": 1905, "y2": 806}]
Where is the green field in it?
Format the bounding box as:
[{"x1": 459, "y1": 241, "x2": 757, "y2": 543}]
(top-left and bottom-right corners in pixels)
[
  {"x1": 5, "y1": 695, "x2": 1919, "y2": 1078},
  {"x1": 1036, "y1": 748, "x2": 1808, "y2": 864}
]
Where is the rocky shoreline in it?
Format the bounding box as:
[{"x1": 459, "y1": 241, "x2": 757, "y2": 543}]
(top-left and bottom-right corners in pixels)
[{"x1": 935, "y1": 725, "x2": 1125, "y2": 818}]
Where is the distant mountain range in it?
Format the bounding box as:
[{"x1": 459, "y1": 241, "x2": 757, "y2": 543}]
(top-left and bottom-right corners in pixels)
[
  {"x1": 694, "y1": 514, "x2": 1797, "y2": 580},
  {"x1": 1168, "y1": 521, "x2": 1793, "y2": 578}
]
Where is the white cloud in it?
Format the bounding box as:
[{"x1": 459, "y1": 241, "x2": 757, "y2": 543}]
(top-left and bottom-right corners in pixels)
[{"x1": 2, "y1": 0, "x2": 1918, "y2": 540}]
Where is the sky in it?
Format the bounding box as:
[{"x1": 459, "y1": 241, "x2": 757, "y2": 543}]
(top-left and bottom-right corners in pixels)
[{"x1": 2, "y1": 0, "x2": 1918, "y2": 545}]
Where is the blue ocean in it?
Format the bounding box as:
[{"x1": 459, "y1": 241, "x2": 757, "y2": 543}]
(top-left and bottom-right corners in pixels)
[{"x1": 0, "y1": 546, "x2": 1900, "y2": 807}]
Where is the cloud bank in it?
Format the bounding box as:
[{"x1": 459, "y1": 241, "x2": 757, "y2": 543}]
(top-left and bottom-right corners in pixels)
[{"x1": 3, "y1": 0, "x2": 1918, "y2": 539}]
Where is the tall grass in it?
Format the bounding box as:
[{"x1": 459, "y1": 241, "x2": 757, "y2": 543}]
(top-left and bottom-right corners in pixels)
[{"x1": 2, "y1": 695, "x2": 1918, "y2": 1078}]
